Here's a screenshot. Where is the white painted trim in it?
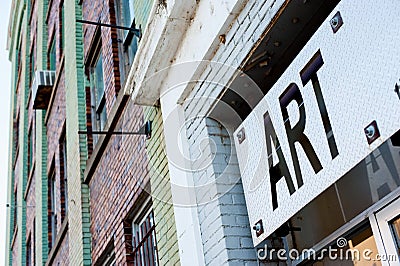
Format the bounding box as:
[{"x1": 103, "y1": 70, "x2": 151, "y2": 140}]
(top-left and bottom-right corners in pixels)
[{"x1": 160, "y1": 90, "x2": 205, "y2": 266}]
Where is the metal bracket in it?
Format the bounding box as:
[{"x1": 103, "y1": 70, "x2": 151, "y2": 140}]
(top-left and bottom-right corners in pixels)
[
  {"x1": 6, "y1": 204, "x2": 35, "y2": 208},
  {"x1": 78, "y1": 121, "x2": 152, "y2": 139},
  {"x1": 76, "y1": 19, "x2": 141, "y2": 39}
]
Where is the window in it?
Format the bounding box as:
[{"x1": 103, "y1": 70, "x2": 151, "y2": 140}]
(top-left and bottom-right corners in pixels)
[
  {"x1": 115, "y1": 0, "x2": 138, "y2": 79},
  {"x1": 13, "y1": 115, "x2": 19, "y2": 154},
  {"x1": 122, "y1": 0, "x2": 138, "y2": 65},
  {"x1": 89, "y1": 46, "x2": 107, "y2": 144},
  {"x1": 16, "y1": 41, "x2": 22, "y2": 84},
  {"x1": 101, "y1": 252, "x2": 116, "y2": 266},
  {"x1": 60, "y1": 3, "x2": 65, "y2": 54},
  {"x1": 132, "y1": 208, "x2": 158, "y2": 265},
  {"x1": 59, "y1": 131, "x2": 68, "y2": 222},
  {"x1": 30, "y1": 42, "x2": 36, "y2": 86},
  {"x1": 49, "y1": 37, "x2": 56, "y2": 71},
  {"x1": 28, "y1": 124, "x2": 34, "y2": 173},
  {"x1": 13, "y1": 189, "x2": 17, "y2": 232},
  {"x1": 98, "y1": 242, "x2": 116, "y2": 266},
  {"x1": 48, "y1": 170, "x2": 57, "y2": 250}
]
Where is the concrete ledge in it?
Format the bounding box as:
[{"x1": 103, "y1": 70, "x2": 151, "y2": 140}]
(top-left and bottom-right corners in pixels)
[
  {"x1": 45, "y1": 218, "x2": 68, "y2": 266},
  {"x1": 44, "y1": 54, "x2": 65, "y2": 125},
  {"x1": 83, "y1": 91, "x2": 129, "y2": 184}
]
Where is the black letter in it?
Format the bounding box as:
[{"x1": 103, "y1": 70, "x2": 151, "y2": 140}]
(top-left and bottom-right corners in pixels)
[
  {"x1": 300, "y1": 50, "x2": 339, "y2": 159},
  {"x1": 264, "y1": 111, "x2": 296, "y2": 210},
  {"x1": 279, "y1": 83, "x2": 323, "y2": 188}
]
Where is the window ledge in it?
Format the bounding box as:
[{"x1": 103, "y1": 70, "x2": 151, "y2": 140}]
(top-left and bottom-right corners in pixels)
[
  {"x1": 24, "y1": 163, "x2": 35, "y2": 200},
  {"x1": 83, "y1": 90, "x2": 130, "y2": 184},
  {"x1": 45, "y1": 0, "x2": 55, "y2": 24},
  {"x1": 12, "y1": 145, "x2": 19, "y2": 170},
  {"x1": 11, "y1": 226, "x2": 18, "y2": 249},
  {"x1": 46, "y1": 217, "x2": 68, "y2": 266},
  {"x1": 44, "y1": 54, "x2": 65, "y2": 125}
]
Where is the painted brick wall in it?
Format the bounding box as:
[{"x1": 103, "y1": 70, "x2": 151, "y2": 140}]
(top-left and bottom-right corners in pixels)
[
  {"x1": 6, "y1": 0, "x2": 66, "y2": 265},
  {"x1": 25, "y1": 31, "x2": 37, "y2": 265},
  {"x1": 11, "y1": 152, "x2": 21, "y2": 266},
  {"x1": 17, "y1": 3, "x2": 33, "y2": 262},
  {"x1": 144, "y1": 106, "x2": 180, "y2": 265},
  {"x1": 183, "y1": 116, "x2": 257, "y2": 265},
  {"x1": 45, "y1": 1, "x2": 69, "y2": 262},
  {"x1": 88, "y1": 100, "x2": 150, "y2": 265},
  {"x1": 179, "y1": 0, "x2": 287, "y2": 265},
  {"x1": 25, "y1": 173, "x2": 35, "y2": 265},
  {"x1": 45, "y1": 69, "x2": 68, "y2": 260},
  {"x1": 36, "y1": 110, "x2": 49, "y2": 264},
  {"x1": 80, "y1": 0, "x2": 144, "y2": 263},
  {"x1": 80, "y1": 0, "x2": 167, "y2": 264},
  {"x1": 51, "y1": 234, "x2": 70, "y2": 265},
  {"x1": 64, "y1": 0, "x2": 92, "y2": 264},
  {"x1": 34, "y1": 0, "x2": 50, "y2": 264},
  {"x1": 7, "y1": 1, "x2": 25, "y2": 263},
  {"x1": 12, "y1": 235, "x2": 18, "y2": 266}
]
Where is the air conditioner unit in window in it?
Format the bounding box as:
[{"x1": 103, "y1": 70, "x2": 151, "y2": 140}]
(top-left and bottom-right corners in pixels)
[{"x1": 32, "y1": 70, "x2": 56, "y2": 109}]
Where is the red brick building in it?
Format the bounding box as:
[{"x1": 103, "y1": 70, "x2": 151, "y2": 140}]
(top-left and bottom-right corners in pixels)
[{"x1": 80, "y1": 0, "x2": 155, "y2": 263}]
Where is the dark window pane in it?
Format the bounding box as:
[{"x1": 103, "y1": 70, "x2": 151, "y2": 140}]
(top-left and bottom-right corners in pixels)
[{"x1": 49, "y1": 39, "x2": 56, "y2": 71}]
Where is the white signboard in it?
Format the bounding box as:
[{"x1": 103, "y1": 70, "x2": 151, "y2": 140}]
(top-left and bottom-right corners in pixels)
[{"x1": 234, "y1": 0, "x2": 400, "y2": 246}]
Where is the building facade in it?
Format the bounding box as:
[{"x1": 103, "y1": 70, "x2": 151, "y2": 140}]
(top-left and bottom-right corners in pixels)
[
  {"x1": 6, "y1": 0, "x2": 181, "y2": 265},
  {"x1": 6, "y1": 0, "x2": 400, "y2": 266}
]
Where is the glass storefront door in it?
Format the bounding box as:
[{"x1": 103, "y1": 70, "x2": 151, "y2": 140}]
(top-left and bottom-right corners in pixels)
[{"x1": 370, "y1": 197, "x2": 400, "y2": 265}]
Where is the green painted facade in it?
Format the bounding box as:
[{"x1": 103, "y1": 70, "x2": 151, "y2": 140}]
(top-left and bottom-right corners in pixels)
[
  {"x1": 7, "y1": 0, "x2": 29, "y2": 264},
  {"x1": 7, "y1": 0, "x2": 52, "y2": 265},
  {"x1": 145, "y1": 106, "x2": 181, "y2": 265},
  {"x1": 7, "y1": 0, "x2": 90, "y2": 264},
  {"x1": 6, "y1": 0, "x2": 181, "y2": 265},
  {"x1": 35, "y1": 0, "x2": 50, "y2": 263},
  {"x1": 64, "y1": 0, "x2": 92, "y2": 264}
]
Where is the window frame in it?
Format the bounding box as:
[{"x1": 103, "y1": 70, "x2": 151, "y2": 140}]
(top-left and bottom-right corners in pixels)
[
  {"x1": 30, "y1": 41, "x2": 36, "y2": 86},
  {"x1": 16, "y1": 40, "x2": 22, "y2": 87},
  {"x1": 115, "y1": 0, "x2": 139, "y2": 77},
  {"x1": 59, "y1": 1, "x2": 65, "y2": 56},
  {"x1": 48, "y1": 35, "x2": 56, "y2": 71},
  {"x1": 88, "y1": 37, "x2": 107, "y2": 144},
  {"x1": 13, "y1": 114, "x2": 20, "y2": 158},
  {"x1": 101, "y1": 252, "x2": 116, "y2": 266},
  {"x1": 131, "y1": 199, "x2": 159, "y2": 266},
  {"x1": 27, "y1": 119, "x2": 35, "y2": 174},
  {"x1": 48, "y1": 168, "x2": 57, "y2": 250},
  {"x1": 13, "y1": 188, "x2": 17, "y2": 233},
  {"x1": 59, "y1": 128, "x2": 68, "y2": 222}
]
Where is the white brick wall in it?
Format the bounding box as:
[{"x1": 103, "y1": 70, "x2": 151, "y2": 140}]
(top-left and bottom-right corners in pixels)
[
  {"x1": 182, "y1": 116, "x2": 257, "y2": 265},
  {"x1": 174, "y1": 0, "x2": 288, "y2": 264}
]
